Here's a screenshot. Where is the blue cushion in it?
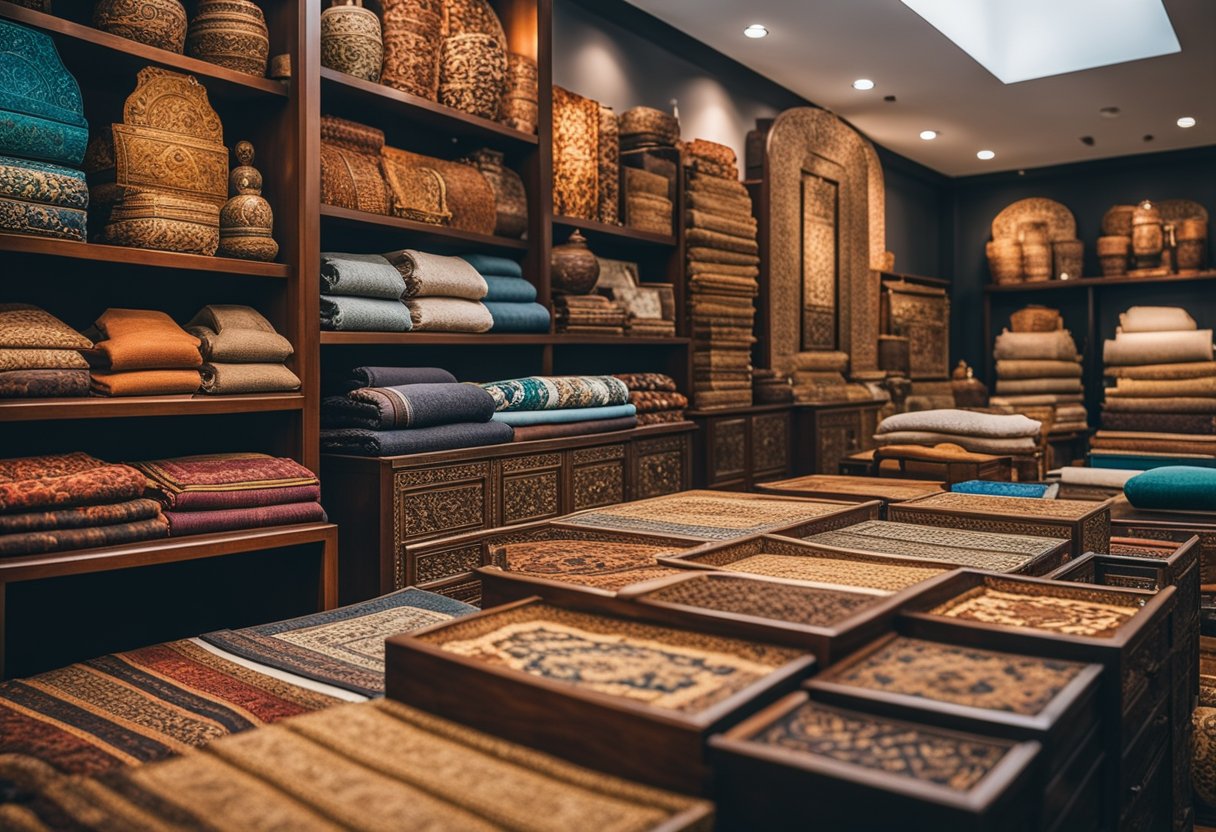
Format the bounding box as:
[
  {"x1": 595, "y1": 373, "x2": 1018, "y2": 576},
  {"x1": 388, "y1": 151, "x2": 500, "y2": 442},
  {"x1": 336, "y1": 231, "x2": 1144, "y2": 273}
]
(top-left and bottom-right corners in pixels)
[
  {"x1": 951, "y1": 480, "x2": 1050, "y2": 498},
  {"x1": 1124, "y1": 466, "x2": 1216, "y2": 512}
]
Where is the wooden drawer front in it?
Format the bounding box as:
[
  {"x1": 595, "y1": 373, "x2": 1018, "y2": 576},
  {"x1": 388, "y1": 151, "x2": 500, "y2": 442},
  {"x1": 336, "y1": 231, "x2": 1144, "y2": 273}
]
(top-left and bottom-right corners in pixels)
[
  {"x1": 635, "y1": 435, "x2": 687, "y2": 499},
  {"x1": 1122, "y1": 614, "x2": 1170, "y2": 715},
  {"x1": 414, "y1": 542, "x2": 483, "y2": 587},
  {"x1": 394, "y1": 463, "x2": 493, "y2": 547},
  {"x1": 1175, "y1": 560, "x2": 1200, "y2": 647},
  {"x1": 751, "y1": 412, "x2": 789, "y2": 475},
  {"x1": 708, "y1": 417, "x2": 747, "y2": 484},
  {"x1": 500, "y1": 454, "x2": 562, "y2": 525},
  {"x1": 1121, "y1": 697, "x2": 1169, "y2": 797},
  {"x1": 570, "y1": 445, "x2": 626, "y2": 511},
  {"x1": 1047, "y1": 753, "x2": 1103, "y2": 832},
  {"x1": 427, "y1": 575, "x2": 483, "y2": 608},
  {"x1": 1043, "y1": 724, "x2": 1103, "y2": 832},
  {"x1": 815, "y1": 411, "x2": 864, "y2": 475},
  {"x1": 1120, "y1": 739, "x2": 1170, "y2": 831}
]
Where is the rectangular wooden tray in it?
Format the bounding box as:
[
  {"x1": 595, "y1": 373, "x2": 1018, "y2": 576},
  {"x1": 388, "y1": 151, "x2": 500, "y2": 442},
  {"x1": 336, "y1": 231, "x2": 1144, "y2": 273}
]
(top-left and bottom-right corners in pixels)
[
  {"x1": 385, "y1": 596, "x2": 817, "y2": 795},
  {"x1": 755, "y1": 474, "x2": 944, "y2": 516}
]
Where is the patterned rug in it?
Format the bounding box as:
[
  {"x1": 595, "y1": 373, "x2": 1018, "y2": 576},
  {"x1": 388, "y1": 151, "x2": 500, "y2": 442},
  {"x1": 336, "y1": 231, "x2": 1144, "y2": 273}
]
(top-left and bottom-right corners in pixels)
[
  {"x1": 638, "y1": 575, "x2": 882, "y2": 627},
  {"x1": 0, "y1": 699, "x2": 712, "y2": 832},
  {"x1": 929, "y1": 579, "x2": 1141, "y2": 638},
  {"x1": 201, "y1": 588, "x2": 475, "y2": 698}
]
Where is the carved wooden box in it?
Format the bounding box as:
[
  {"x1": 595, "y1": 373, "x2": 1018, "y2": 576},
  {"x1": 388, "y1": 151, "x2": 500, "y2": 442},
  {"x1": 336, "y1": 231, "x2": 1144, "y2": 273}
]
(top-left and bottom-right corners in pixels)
[
  {"x1": 385, "y1": 597, "x2": 817, "y2": 795},
  {"x1": 1111, "y1": 496, "x2": 1216, "y2": 587},
  {"x1": 757, "y1": 474, "x2": 944, "y2": 517},
  {"x1": 709, "y1": 692, "x2": 1041, "y2": 831},
  {"x1": 688, "y1": 404, "x2": 792, "y2": 489},
  {"x1": 793, "y1": 401, "x2": 883, "y2": 476},
  {"x1": 888, "y1": 492, "x2": 1113, "y2": 557}
]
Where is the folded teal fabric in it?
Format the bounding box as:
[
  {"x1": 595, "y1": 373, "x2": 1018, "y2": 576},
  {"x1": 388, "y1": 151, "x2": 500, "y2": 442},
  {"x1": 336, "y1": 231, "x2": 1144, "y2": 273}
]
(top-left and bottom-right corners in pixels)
[
  {"x1": 482, "y1": 375, "x2": 630, "y2": 411},
  {"x1": 492, "y1": 404, "x2": 637, "y2": 426},
  {"x1": 320, "y1": 421, "x2": 514, "y2": 456},
  {"x1": 1090, "y1": 453, "x2": 1216, "y2": 471},
  {"x1": 484, "y1": 302, "x2": 551, "y2": 333},
  {"x1": 320, "y1": 253, "x2": 405, "y2": 299},
  {"x1": 460, "y1": 254, "x2": 523, "y2": 278},
  {"x1": 1125, "y1": 466, "x2": 1216, "y2": 511},
  {"x1": 320, "y1": 296, "x2": 411, "y2": 332},
  {"x1": 483, "y1": 276, "x2": 537, "y2": 303},
  {"x1": 951, "y1": 480, "x2": 1052, "y2": 499}
]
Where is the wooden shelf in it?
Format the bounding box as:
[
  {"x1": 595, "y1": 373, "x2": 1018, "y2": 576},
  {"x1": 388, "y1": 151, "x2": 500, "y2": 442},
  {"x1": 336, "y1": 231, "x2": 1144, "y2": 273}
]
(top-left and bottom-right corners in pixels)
[
  {"x1": 985, "y1": 270, "x2": 1216, "y2": 293},
  {"x1": 0, "y1": 233, "x2": 291, "y2": 278},
  {"x1": 880, "y1": 271, "x2": 950, "y2": 288},
  {"x1": 0, "y1": 393, "x2": 305, "y2": 422},
  {"x1": 0, "y1": 2, "x2": 287, "y2": 102},
  {"x1": 553, "y1": 215, "x2": 677, "y2": 248},
  {"x1": 321, "y1": 332, "x2": 689, "y2": 346},
  {"x1": 320, "y1": 205, "x2": 529, "y2": 253},
  {"x1": 319, "y1": 68, "x2": 537, "y2": 148},
  {"x1": 550, "y1": 335, "x2": 689, "y2": 346}
]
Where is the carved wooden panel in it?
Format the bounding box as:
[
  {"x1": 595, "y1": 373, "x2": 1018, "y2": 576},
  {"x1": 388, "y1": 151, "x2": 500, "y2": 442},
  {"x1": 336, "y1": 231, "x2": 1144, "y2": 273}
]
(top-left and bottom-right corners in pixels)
[
  {"x1": 752, "y1": 412, "x2": 790, "y2": 474},
  {"x1": 393, "y1": 463, "x2": 492, "y2": 546},
  {"x1": 886, "y1": 282, "x2": 950, "y2": 380},
  {"x1": 635, "y1": 434, "x2": 687, "y2": 499},
  {"x1": 572, "y1": 461, "x2": 625, "y2": 510},
  {"x1": 815, "y1": 410, "x2": 863, "y2": 475},
  {"x1": 502, "y1": 470, "x2": 560, "y2": 525},
  {"x1": 710, "y1": 418, "x2": 747, "y2": 483},
  {"x1": 415, "y1": 543, "x2": 482, "y2": 585},
  {"x1": 431, "y1": 577, "x2": 482, "y2": 607},
  {"x1": 802, "y1": 172, "x2": 838, "y2": 351}
]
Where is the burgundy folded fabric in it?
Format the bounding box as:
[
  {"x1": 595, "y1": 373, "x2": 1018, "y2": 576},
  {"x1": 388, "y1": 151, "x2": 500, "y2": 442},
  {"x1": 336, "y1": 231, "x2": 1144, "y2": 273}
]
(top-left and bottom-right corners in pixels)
[
  {"x1": 164, "y1": 502, "x2": 327, "y2": 536},
  {"x1": 0, "y1": 517, "x2": 168, "y2": 556},
  {"x1": 134, "y1": 453, "x2": 320, "y2": 511},
  {"x1": 0, "y1": 498, "x2": 162, "y2": 534},
  {"x1": 510, "y1": 416, "x2": 638, "y2": 442}
]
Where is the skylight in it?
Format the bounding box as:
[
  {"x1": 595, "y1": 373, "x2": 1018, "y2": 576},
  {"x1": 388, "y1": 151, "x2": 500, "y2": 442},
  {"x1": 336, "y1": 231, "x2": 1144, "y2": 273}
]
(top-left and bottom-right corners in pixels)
[{"x1": 900, "y1": 0, "x2": 1181, "y2": 84}]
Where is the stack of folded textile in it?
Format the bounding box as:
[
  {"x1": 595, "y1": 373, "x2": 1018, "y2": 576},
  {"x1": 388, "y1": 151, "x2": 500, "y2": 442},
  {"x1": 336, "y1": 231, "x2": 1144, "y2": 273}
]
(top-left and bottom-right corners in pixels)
[
  {"x1": 874, "y1": 409, "x2": 1043, "y2": 457},
  {"x1": 320, "y1": 252, "x2": 412, "y2": 332},
  {"x1": 683, "y1": 139, "x2": 758, "y2": 410},
  {"x1": 84, "y1": 309, "x2": 202, "y2": 396},
  {"x1": 990, "y1": 306, "x2": 1087, "y2": 431},
  {"x1": 790, "y1": 350, "x2": 851, "y2": 403},
  {"x1": 613, "y1": 373, "x2": 687, "y2": 426},
  {"x1": 133, "y1": 453, "x2": 326, "y2": 536},
  {"x1": 384, "y1": 249, "x2": 493, "y2": 333},
  {"x1": 622, "y1": 167, "x2": 673, "y2": 236},
  {"x1": 461, "y1": 254, "x2": 550, "y2": 333},
  {"x1": 0, "y1": 452, "x2": 167, "y2": 555},
  {"x1": 752, "y1": 369, "x2": 793, "y2": 404},
  {"x1": 0, "y1": 304, "x2": 91, "y2": 398},
  {"x1": 482, "y1": 374, "x2": 637, "y2": 441},
  {"x1": 321, "y1": 366, "x2": 512, "y2": 456},
  {"x1": 553, "y1": 294, "x2": 627, "y2": 335},
  {"x1": 1093, "y1": 306, "x2": 1216, "y2": 465},
  {"x1": 185, "y1": 305, "x2": 299, "y2": 395}
]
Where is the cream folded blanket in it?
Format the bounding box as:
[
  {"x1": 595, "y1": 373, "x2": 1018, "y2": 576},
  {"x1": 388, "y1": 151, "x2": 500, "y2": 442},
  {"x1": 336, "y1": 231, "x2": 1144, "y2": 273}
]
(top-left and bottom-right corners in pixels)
[
  {"x1": 995, "y1": 359, "x2": 1082, "y2": 379},
  {"x1": 875, "y1": 431, "x2": 1038, "y2": 455},
  {"x1": 994, "y1": 329, "x2": 1079, "y2": 361},
  {"x1": 404, "y1": 298, "x2": 493, "y2": 332},
  {"x1": 1118, "y1": 306, "x2": 1197, "y2": 333},
  {"x1": 994, "y1": 377, "x2": 1084, "y2": 395},
  {"x1": 1058, "y1": 467, "x2": 1137, "y2": 488},
  {"x1": 1109, "y1": 375, "x2": 1216, "y2": 398},
  {"x1": 1103, "y1": 397, "x2": 1216, "y2": 413},
  {"x1": 385, "y1": 250, "x2": 488, "y2": 300},
  {"x1": 1106, "y1": 361, "x2": 1216, "y2": 380},
  {"x1": 1103, "y1": 329, "x2": 1214, "y2": 366},
  {"x1": 877, "y1": 408, "x2": 1041, "y2": 438},
  {"x1": 989, "y1": 394, "x2": 1085, "y2": 406}
]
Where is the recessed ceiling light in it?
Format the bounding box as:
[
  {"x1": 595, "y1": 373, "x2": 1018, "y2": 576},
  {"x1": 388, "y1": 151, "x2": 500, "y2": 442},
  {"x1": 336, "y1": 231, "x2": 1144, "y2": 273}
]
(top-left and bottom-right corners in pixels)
[
  {"x1": 852, "y1": 79, "x2": 875, "y2": 90},
  {"x1": 976, "y1": 149, "x2": 996, "y2": 160},
  {"x1": 1099, "y1": 106, "x2": 1121, "y2": 118},
  {"x1": 919, "y1": 130, "x2": 938, "y2": 140},
  {"x1": 743, "y1": 24, "x2": 768, "y2": 38},
  {"x1": 1178, "y1": 116, "x2": 1197, "y2": 128}
]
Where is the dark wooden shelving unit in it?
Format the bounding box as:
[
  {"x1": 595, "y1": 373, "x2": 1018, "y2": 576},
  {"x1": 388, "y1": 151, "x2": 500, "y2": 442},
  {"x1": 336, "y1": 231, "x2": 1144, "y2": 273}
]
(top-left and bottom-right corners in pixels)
[
  {"x1": 553, "y1": 214, "x2": 677, "y2": 248},
  {"x1": 0, "y1": 233, "x2": 291, "y2": 278},
  {"x1": 0, "y1": 392, "x2": 306, "y2": 421},
  {"x1": 320, "y1": 332, "x2": 690, "y2": 346},
  {"x1": 319, "y1": 204, "x2": 530, "y2": 253},
  {"x1": 984, "y1": 270, "x2": 1216, "y2": 293}
]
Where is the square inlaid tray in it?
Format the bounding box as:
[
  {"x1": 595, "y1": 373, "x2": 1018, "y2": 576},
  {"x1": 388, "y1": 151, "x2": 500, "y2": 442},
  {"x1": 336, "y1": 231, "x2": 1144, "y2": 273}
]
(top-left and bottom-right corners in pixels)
[
  {"x1": 756, "y1": 474, "x2": 944, "y2": 516},
  {"x1": 708, "y1": 692, "x2": 1041, "y2": 831},
  {"x1": 386, "y1": 598, "x2": 817, "y2": 794}
]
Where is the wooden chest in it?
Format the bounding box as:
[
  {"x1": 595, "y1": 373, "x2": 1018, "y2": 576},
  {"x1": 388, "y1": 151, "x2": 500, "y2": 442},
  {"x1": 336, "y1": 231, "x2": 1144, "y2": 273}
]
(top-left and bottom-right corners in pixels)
[
  {"x1": 756, "y1": 473, "x2": 944, "y2": 517},
  {"x1": 792, "y1": 519, "x2": 1071, "y2": 576},
  {"x1": 792, "y1": 401, "x2": 884, "y2": 476},
  {"x1": 1110, "y1": 496, "x2": 1216, "y2": 587},
  {"x1": 688, "y1": 403, "x2": 793, "y2": 489},
  {"x1": 869, "y1": 446, "x2": 1014, "y2": 483},
  {"x1": 320, "y1": 424, "x2": 693, "y2": 604},
  {"x1": 888, "y1": 492, "x2": 1113, "y2": 556},
  {"x1": 709, "y1": 692, "x2": 1042, "y2": 832},
  {"x1": 385, "y1": 597, "x2": 817, "y2": 795}
]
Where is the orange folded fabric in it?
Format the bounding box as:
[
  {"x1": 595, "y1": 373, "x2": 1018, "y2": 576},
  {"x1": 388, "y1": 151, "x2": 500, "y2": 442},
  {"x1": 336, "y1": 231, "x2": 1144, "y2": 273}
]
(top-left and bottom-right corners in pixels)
[
  {"x1": 90, "y1": 369, "x2": 202, "y2": 396},
  {"x1": 89, "y1": 309, "x2": 202, "y2": 371}
]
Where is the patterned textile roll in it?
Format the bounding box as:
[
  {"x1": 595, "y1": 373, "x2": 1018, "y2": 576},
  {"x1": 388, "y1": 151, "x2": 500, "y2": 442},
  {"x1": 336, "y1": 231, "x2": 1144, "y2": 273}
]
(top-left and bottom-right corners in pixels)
[
  {"x1": 597, "y1": 104, "x2": 619, "y2": 225},
  {"x1": 551, "y1": 86, "x2": 598, "y2": 219}
]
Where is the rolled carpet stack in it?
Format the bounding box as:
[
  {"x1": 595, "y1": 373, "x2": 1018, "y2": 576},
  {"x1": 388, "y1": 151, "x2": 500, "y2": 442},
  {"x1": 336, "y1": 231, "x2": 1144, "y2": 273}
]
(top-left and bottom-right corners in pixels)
[
  {"x1": 186, "y1": 305, "x2": 300, "y2": 395},
  {"x1": 320, "y1": 252, "x2": 412, "y2": 332},
  {"x1": 0, "y1": 452, "x2": 167, "y2": 555},
  {"x1": 614, "y1": 373, "x2": 688, "y2": 426},
  {"x1": 790, "y1": 350, "x2": 850, "y2": 403},
  {"x1": 553, "y1": 293, "x2": 627, "y2": 335},
  {"x1": 385, "y1": 249, "x2": 493, "y2": 333},
  {"x1": 84, "y1": 309, "x2": 202, "y2": 396},
  {"x1": 321, "y1": 366, "x2": 512, "y2": 456},
  {"x1": 875, "y1": 408, "x2": 1042, "y2": 457},
  {"x1": 753, "y1": 369, "x2": 793, "y2": 404},
  {"x1": 1094, "y1": 306, "x2": 1216, "y2": 466},
  {"x1": 990, "y1": 305, "x2": 1086, "y2": 431},
  {"x1": 0, "y1": 304, "x2": 92, "y2": 398},
  {"x1": 482, "y1": 374, "x2": 637, "y2": 441},
  {"x1": 460, "y1": 254, "x2": 550, "y2": 333},
  {"x1": 133, "y1": 453, "x2": 326, "y2": 536},
  {"x1": 683, "y1": 139, "x2": 758, "y2": 410}
]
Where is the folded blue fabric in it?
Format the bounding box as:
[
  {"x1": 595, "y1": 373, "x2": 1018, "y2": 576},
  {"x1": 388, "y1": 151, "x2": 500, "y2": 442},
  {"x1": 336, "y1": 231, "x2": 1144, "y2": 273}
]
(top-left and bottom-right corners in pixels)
[
  {"x1": 492, "y1": 403, "x2": 637, "y2": 426},
  {"x1": 321, "y1": 383, "x2": 495, "y2": 430},
  {"x1": 460, "y1": 254, "x2": 523, "y2": 278},
  {"x1": 320, "y1": 253, "x2": 405, "y2": 299},
  {"x1": 485, "y1": 302, "x2": 551, "y2": 333},
  {"x1": 1124, "y1": 466, "x2": 1216, "y2": 511},
  {"x1": 320, "y1": 421, "x2": 514, "y2": 456},
  {"x1": 340, "y1": 366, "x2": 456, "y2": 392},
  {"x1": 951, "y1": 480, "x2": 1050, "y2": 499},
  {"x1": 320, "y1": 296, "x2": 411, "y2": 332},
  {"x1": 483, "y1": 275, "x2": 538, "y2": 303}
]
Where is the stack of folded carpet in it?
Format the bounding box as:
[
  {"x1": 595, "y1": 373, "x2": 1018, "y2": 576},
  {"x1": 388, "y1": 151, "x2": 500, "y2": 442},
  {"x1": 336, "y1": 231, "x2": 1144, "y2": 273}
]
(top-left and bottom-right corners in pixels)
[
  {"x1": 319, "y1": 252, "x2": 412, "y2": 332},
  {"x1": 874, "y1": 409, "x2": 1043, "y2": 458},
  {"x1": 133, "y1": 453, "x2": 326, "y2": 536},
  {"x1": 185, "y1": 305, "x2": 299, "y2": 395},
  {"x1": 1092, "y1": 306, "x2": 1216, "y2": 464},
  {"x1": 684, "y1": 139, "x2": 758, "y2": 410},
  {"x1": 482, "y1": 374, "x2": 637, "y2": 441},
  {"x1": 622, "y1": 167, "x2": 673, "y2": 236},
  {"x1": 990, "y1": 306, "x2": 1087, "y2": 431},
  {"x1": 553, "y1": 293, "x2": 627, "y2": 335},
  {"x1": 321, "y1": 366, "x2": 512, "y2": 456},
  {"x1": 84, "y1": 308, "x2": 202, "y2": 396},
  {"x1": 0, "y1": 452, "x2": 167, "y2": 555},
  {"x1": 790, "y1": 350, "x2": 851, "y2": 403},
  {"x1": 613, "y1": 373, "x2": 687, "y2": 426},
  {"x1": 753, "y1": 369, "x2": 793, "y2": 404},
  {"x1": 385, "y1": 249, "x2": 493, "y2": 333},
  {"x1": 461, "y1": 254, "x2": 550, "y2": 333},
  {"x1": 0, "y1": 304, "x2": 91, "y2": 398}
]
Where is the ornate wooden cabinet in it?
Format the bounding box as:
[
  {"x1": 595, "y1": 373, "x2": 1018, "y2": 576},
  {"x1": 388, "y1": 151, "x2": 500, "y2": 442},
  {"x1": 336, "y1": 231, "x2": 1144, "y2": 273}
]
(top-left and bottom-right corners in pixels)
[
  {"x1": 688, "y1": 404, "x2": 793, "y2": 490},
  {"x1": 321, "y1": 424, "x2": 694, "y2": 604},
  {"x1": 792, "y1": 401, "x2": 883, "y2": 475}
]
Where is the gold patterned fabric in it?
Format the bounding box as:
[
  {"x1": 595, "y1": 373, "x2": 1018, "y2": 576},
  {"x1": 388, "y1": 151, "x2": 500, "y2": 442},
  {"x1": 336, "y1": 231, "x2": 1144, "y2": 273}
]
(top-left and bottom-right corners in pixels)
[
  {"x1": 551, "y1": 85, "x2": 598, "y2": 220},
  {"x1": 420, "y1": 603, "x2": 801, "y2": 713}
]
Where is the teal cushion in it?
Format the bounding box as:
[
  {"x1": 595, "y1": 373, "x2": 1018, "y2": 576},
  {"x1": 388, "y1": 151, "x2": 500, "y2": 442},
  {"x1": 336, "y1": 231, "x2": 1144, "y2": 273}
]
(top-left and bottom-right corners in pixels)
[{"x1": 1124, "y1": 466, "x2": 1216, "y2": 511}]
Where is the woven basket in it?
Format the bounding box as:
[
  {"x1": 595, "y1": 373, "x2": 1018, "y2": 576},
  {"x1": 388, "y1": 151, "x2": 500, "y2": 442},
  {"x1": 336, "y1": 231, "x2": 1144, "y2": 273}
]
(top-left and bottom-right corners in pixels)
[
  {"x1": 1017, "y1": 221, "x2": 1049, "y2": 245},
  {"x1": 1052, "y1": 239, "x2": 1083, "y2": 280},
  {"x1": 320, "y1": 115, "x2": 384, "y2": 153},
  {"x1": 443, "y1": 0, "x2": 506, "y2": 40},
  {"x1": 381, "y1": 145, "x2": 494, "y2": 234},
  {"x1": 465, "y1": 147, "x2": 526, "y2": 238},
  {"x1": 1102, "y1": 204, "x2": 1135, "y2": 237},
  {"x1": 500, "y1": 52, "x2": 538, "y2": 133},
  {"x1": 1009, "y1": 306, "x2": 1062, "y2": 333},
  {"x1": 380, "y1": 158, "x2": 450, "y2": 225},
  {"x1": 597, "y1": 104, "x2": 619, "y2": 225},
  {"x1": 619, "y1": 107, "x2": 680, "y2": 148},
  {"x1": 1096, "y1": 235, "x2": 1130, "y2": 277},
  {"x1": 105, "y1": 191, "x2": 220, "y2": 254},
  {"x1": 624, "y1": 166, "x2": 669, "y2": 199},
  {"x1": 986, "y1": 239, "x2": 1022, "y2": 285},
  {"x1": 438, "y1": 33, "x2": 506, "y2": 120},
  {"x1": 991, "y1": 197, "x2": 1076, "y2": 243},
  {"x1": 94, "y1": 0, "x2": 187, "y2": 53},
  {"x1": 685, "y1": 138, "x2": 735, "y2": 168},
  {"x1": 1178, "y1": 239, "x2": 1206, "y2": 271},
  {"x1": 552, "y1": 85, "x2": 598, "y2": 220},
  {"x1": 381, "y1": 0, "x2": 441, "y2": 99},
  {"x1": 1022, "y1": 242, "x2": 1051, "y2": 281},
  {"x1": 1178, "y1": 218, "x2": 1208, "y2": 241}
]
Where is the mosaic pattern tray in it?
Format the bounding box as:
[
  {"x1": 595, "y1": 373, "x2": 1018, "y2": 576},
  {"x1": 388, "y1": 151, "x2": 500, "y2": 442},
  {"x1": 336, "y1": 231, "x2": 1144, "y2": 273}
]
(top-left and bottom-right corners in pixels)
[
  {"x1": 926, "y1": 576, "x2": 1144, "y2": 638},
  {"x1": 758, "y1": 474, "x2": 944, "y2": 505}
]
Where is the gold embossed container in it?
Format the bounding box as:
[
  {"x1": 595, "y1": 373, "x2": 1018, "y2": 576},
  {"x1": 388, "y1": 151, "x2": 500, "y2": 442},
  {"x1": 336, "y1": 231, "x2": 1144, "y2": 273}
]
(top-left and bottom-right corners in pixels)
[
  {"x1": 1177, "y1": 217, "x2": 1208, "y2": 271},
  {"x1": 466, "y1": 148, "x2": 526, "y2": 238},
  {"x1": 320, "y1": 0, "x2": 383, "y2": 82},
  {"x1": 218, "y1": 140, "x2": 277, "y2": 261},
  {"x1": 1131, "y1": 200, "x2": 1163, "y2": 268},
  {"x1": 186, "y1": 0, "x2": 270, "y2": 77},
  {"x1": 1097, "y1": 235, "x2": 1130, "y2": 277},
  {"x1": 93, "y1": 0, "x2": 188, "y2": 53},
  {"x1": 105, "y1": 191, "x2": 220, "y2": 255},
  {"x1": 380, "y1": 0, "x2": 441, "y2": 98},
  {"x1": 986, "y1": 239, "x2": 1022, "y2": 285},
  {"x1": 438, "y1": 33, "x2": 507, "y2": 119}
]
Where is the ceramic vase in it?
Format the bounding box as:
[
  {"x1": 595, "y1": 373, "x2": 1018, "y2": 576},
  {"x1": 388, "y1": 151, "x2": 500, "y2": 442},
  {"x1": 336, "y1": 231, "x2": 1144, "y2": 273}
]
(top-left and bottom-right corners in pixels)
[
  {"x1": 186, "y1": 0, "x2": 270, "y2": 77},
  {"x1": 93, "y1": 0, "x2": 188, "y2": 53},
  {"x1": 550, "y1": 229, "x2": 599, "y2": 294},
  {"x1": 219, "y1": 140, "x2": 278, "y2": 261}
]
